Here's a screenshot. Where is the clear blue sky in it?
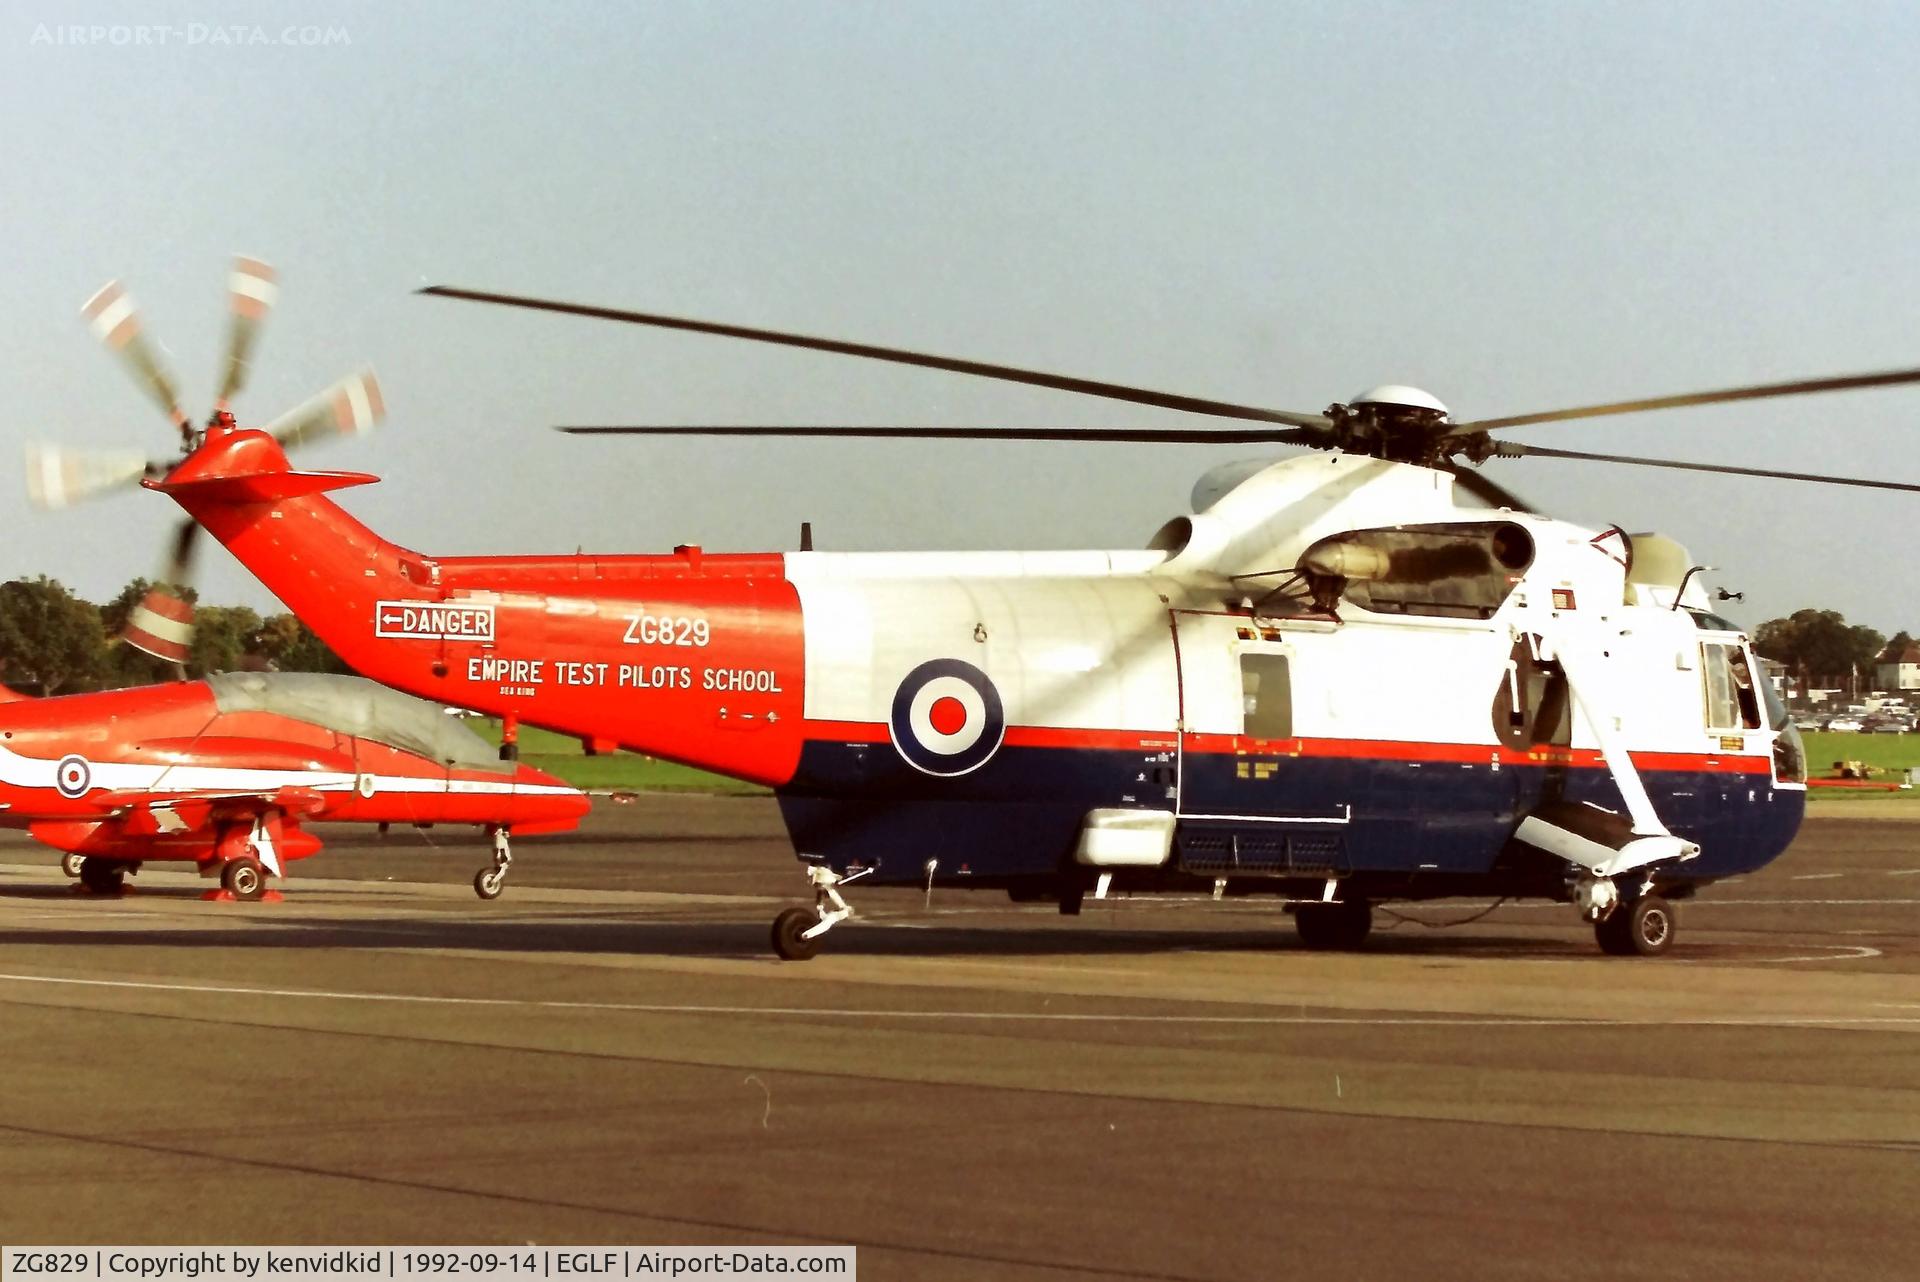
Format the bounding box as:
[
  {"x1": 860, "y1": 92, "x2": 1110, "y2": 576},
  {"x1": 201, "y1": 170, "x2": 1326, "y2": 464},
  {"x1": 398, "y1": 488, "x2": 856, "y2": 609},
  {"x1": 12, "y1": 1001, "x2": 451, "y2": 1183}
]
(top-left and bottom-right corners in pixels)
[{"x1": 4, "y1": 1, "x2": 1918, "y2": 633}]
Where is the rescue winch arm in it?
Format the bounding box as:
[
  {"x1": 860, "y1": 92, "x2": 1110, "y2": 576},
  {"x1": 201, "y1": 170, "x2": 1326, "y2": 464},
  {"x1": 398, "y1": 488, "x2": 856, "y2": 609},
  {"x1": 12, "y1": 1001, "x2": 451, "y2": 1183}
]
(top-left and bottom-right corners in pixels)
[{"x1": 1515, "y1": 628, "x2": 1700, "y2": 879}]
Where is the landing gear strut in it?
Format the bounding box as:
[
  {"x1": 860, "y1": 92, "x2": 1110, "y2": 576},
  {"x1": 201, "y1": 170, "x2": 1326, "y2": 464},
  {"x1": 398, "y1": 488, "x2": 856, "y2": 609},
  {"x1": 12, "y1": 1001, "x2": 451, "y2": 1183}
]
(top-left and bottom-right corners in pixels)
[
  {"x1": 474, "y1": 827, "x2": 512, "y2": 900},
  {"x1": 770, "y1": 865, "x2": 870, "y2": 960}
]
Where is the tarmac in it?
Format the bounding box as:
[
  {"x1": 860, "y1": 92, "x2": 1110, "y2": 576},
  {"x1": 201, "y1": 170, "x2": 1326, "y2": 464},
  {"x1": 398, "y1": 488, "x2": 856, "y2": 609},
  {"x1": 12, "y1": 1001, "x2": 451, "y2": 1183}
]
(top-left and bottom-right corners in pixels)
[{"x1": 0, "y1": 796, "x2": 1914, "y2": 1280}]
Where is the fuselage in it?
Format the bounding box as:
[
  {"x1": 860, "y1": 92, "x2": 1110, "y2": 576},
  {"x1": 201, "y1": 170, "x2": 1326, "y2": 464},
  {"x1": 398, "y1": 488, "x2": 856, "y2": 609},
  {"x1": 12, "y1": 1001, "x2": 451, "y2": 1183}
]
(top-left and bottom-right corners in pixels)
[{"x1": 160, "y1": 435, "x2": 1803, "y2": 898}]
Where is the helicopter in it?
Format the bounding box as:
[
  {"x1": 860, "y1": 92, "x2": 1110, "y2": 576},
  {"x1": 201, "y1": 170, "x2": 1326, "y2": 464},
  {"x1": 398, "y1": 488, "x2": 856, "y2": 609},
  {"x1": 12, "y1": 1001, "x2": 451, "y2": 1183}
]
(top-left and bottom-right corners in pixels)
[{"x1": 36, "y1": 266, "x2": 1920, "y2": 957}]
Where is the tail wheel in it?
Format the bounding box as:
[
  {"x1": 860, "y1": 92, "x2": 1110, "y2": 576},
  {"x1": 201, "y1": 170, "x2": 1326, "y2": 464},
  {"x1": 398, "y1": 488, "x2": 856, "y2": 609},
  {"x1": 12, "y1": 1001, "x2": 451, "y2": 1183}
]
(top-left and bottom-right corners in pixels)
[
  {"x1": 221, "y1": 857, "x2": 266, "y2": 901},
  {"x1": 771, "y1": 907, "x2": 822, "y2": 961},
  {"x1": 1595, "y1": 893, "x2": 1675, "y2": 957}
]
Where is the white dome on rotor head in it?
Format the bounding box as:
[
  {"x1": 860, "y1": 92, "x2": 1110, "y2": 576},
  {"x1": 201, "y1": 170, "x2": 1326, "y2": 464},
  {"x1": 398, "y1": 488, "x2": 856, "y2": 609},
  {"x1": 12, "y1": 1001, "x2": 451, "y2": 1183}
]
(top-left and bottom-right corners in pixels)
[{"x1": 1349, "y1": 385, "x2": 1450, "y2": 416}]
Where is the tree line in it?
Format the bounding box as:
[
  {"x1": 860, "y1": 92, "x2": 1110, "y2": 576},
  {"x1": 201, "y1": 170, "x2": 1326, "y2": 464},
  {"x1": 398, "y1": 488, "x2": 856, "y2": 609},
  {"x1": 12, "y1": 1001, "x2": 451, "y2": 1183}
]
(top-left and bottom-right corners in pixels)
[
  {"x1": 0, "y1": 576, "x2": 347, "y2": 695},
  {"x1": 1751, "y1": 609, "x2": 1906, "y2": 691}
]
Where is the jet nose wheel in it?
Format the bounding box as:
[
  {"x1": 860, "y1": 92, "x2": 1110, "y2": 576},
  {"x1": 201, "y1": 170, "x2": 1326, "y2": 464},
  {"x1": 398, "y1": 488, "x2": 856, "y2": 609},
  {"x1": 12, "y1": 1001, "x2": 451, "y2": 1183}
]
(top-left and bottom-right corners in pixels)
[
  {"x1": 221, "y1": 857, "x2": 266, "y2": 902},
  {"x1": 474, "y1": 868, "x2": 506, "y2": 900},
  {"x1": 771, "y1": 907, "x2": 823, "y2": 961},
  {"x1": 1595, "y1": 893, "x2": 1675, "y2": 956}
]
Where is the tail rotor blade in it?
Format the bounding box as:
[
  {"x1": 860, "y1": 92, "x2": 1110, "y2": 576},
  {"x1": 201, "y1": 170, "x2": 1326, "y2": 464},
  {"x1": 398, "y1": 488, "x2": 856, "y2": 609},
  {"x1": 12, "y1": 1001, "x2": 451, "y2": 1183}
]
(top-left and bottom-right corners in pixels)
[
  {"x1": 123, "y1": 521, "x2": 201, "y2": 665},
  {"x1": 123, "y1": 589, "x2": 194, "y2": 664},
  {"x1": 216, "y1": 256, "x2": 279, "y2": 408},
  {"x1": 261, "y1": 368, "x2": 385, "y2": 449},
  {"x1": 81, "y1": 280, "x2": 190, "y2": 438},
  {"x1": 163, "y1": 519, "x2": 201, "y2": 586},
  {"x1": 24, "y1": 444, "x2": 154, "y2": 509}
]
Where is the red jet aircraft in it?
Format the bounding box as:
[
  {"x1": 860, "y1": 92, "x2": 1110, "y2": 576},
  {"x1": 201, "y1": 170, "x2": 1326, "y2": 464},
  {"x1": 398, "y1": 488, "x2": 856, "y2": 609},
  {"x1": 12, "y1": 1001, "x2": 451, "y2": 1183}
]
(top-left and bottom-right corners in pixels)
[{"x1": 0, "y1": 673, "x2": 589, "y2": 899}]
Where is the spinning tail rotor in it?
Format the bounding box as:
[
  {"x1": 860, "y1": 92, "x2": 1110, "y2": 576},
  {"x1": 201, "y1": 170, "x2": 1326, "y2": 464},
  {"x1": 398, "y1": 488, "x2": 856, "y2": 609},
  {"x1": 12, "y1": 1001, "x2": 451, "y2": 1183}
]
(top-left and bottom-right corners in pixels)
[{"x1": 31, "y1": 257, "x2": 385, "y2": 663}]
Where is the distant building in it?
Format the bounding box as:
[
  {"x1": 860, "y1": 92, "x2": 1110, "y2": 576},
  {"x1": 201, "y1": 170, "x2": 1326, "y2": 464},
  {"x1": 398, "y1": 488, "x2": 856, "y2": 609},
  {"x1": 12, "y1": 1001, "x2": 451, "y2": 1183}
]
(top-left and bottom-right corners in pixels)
[{"x1": 1874, "y1": 643, "x2": 1920, "y2": 692}]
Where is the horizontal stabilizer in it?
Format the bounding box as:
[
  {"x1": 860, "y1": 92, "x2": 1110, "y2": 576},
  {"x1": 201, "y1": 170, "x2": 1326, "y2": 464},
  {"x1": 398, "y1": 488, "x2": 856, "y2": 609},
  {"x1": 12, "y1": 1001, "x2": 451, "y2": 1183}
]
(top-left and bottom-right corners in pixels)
[{"x1": 146, "y1": 469, "x2": 378, "y2": 504}]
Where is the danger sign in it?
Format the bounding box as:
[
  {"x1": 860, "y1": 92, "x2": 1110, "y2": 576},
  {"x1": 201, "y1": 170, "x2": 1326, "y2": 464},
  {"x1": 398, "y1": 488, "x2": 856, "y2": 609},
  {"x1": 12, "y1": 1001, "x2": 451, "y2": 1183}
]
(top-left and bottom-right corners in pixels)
[{"x1": 375, "y1": 601, "x2": 495, "y2": 641}]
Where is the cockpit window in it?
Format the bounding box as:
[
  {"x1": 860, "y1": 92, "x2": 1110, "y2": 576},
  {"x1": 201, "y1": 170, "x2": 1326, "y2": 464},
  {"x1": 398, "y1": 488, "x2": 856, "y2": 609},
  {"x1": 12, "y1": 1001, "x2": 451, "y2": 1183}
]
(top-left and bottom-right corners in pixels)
[
  {"x1": 1701, "y1": 643, "x2": 1761, "y2": 731},
  {"x1": 206, "y1": 672, "x2": 508, "y2": 773}
]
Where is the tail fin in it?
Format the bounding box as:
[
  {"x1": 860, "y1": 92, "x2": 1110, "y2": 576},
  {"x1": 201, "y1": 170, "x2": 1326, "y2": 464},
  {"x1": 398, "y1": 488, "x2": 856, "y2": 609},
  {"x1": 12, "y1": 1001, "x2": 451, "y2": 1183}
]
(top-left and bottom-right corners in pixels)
[{"x1": 156, "y1": 430, "x2": 443, "y2": 679}]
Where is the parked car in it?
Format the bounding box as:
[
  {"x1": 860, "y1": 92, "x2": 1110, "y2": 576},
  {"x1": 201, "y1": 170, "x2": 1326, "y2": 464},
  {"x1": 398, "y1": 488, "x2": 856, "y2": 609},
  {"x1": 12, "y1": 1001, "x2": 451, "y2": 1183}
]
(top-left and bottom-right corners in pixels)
[{"x1": 1826, "y1": 717, "x2": 1866, "y2": 733}]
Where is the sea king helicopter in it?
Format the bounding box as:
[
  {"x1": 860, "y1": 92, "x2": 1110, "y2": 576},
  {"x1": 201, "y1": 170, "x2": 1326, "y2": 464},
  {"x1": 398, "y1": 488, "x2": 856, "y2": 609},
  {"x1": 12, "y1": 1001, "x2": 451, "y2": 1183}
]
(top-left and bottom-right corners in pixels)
[
  {"x1": 17, "y1": 261, "x2": 589, "y2": 901},
  {"x1": 35, "y1": 264, "x2": 1920, "y2": 957}
]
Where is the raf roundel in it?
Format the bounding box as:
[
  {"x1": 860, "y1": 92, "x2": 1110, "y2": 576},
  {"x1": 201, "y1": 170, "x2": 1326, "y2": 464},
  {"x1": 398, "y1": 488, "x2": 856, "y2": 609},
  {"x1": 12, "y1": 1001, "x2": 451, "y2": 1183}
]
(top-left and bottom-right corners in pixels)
[
  {"x1": 889, "y1": 658, "x2": 1006, "y2": 777},
  {"x1": 55, "y1": 754, "x2": 93, "y2": 799}
]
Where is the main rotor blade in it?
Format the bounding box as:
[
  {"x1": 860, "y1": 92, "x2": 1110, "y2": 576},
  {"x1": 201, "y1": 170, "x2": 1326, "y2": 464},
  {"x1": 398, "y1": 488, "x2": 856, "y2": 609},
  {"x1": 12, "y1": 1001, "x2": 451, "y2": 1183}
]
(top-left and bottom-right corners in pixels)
[
  {"x1": 24, "y1": 444, "x2": 155, "y2": 509},
  {"x1": 420, "y1": 286, "x2": 1334, "y2": 430},
  {"x1": 216, "y1": 255, "x2": 279, "y2": 407},
  {"x1": 1454, "y1": 366, "x2": 1920, "y2": 434},
  {"x1": 260, "y1": 369, "x2": 385, "y2": 449},
  {"x1": 81, "y1": 280, "x2": 190, "y2": 437},
  {"x1": 1441, "y1": 462, "x2": 1531, "y2": 512},
  {"x1": 556, "y1": 423, "x2": 1331, "y2": 446},
  {"x1": 1503, "y1": 442, "x2": 1920, "y2": 492}
]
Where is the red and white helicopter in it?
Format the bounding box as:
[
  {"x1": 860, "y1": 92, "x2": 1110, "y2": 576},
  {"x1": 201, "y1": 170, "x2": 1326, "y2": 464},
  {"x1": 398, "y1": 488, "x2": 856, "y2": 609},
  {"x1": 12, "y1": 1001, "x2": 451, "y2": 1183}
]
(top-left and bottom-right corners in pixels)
[
  {"x1": 37, "y1": 268, "x2": 1920, "y2": 955},
  {"x1": 0, "y1": 673, "x2": 589, "y2": 899}
]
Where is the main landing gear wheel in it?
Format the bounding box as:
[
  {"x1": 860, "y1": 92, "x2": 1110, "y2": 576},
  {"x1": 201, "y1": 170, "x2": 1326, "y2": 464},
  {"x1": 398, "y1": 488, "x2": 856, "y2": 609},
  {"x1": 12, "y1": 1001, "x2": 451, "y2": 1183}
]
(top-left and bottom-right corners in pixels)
[
  {"x1": 78, "y1": 858, "x2": 128, "y2": 895},
  {"x1": 1295, "y1": 897, "x2": 1373, "y2": 950},
  {"x1": 771, "y1": 907, "x2": 822, "y2": 961},
  {"x1": 221, "y1": 857, "x2": 266, "y2": 902},
  {"x1": 61, "y1": 852, "x2": 86, "y2": 879},
  {"x1": 1595, "y1": 893, "x2": 1675, "y2": 956},
  {"x1": 769, "y1": 865, "x2": 871, "y2": 960}
]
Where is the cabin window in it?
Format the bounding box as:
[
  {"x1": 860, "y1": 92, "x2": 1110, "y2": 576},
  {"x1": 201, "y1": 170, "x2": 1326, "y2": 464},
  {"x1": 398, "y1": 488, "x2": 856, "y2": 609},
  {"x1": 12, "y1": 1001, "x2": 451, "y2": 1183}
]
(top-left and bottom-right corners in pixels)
[
  {"x1": 1701, "y1": 643, "x2": 1761, "y2": 731},
  {"x1": 1240, "y1": 653, "x2": 1293, "y2": 739}
]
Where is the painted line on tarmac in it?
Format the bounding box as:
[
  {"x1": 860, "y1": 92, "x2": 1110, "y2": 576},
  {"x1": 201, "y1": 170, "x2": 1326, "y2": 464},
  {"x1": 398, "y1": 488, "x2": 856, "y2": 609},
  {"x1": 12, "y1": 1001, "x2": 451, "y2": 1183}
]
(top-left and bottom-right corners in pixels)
[
  {"x1": 0, "y1": 970, "x2": 1915, "y2": 1029},
  {"x1": 1791, "y1": 873, "x2": 1844, "y2": 881}
]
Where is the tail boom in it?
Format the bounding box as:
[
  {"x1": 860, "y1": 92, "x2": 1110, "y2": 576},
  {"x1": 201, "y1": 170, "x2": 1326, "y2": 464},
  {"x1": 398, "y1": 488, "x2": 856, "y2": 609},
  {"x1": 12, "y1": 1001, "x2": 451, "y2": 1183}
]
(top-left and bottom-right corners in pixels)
[{"x1": 161, "y1": 431, "x2": 807, "y2": 786}]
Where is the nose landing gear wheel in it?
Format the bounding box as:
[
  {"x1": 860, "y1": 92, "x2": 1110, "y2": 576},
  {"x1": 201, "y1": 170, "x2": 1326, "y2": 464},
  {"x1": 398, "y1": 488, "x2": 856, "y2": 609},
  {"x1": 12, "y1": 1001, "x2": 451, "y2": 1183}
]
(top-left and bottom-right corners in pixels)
[
  {"x1": 771, "y1": 907, "x2": 822, "y2": 961},
  {"x1": 221, "y1": 857, "x2": 266, "y2": 902},
  {"x1": 61, "y1": 852, "x2": 86, "y2": 879},
  {"x1": 1595, "y1": 893, "x2": 1675, "y2": 956},
  {"x1": 473, "y1": 827, "x2": 512, "y2": 900}
]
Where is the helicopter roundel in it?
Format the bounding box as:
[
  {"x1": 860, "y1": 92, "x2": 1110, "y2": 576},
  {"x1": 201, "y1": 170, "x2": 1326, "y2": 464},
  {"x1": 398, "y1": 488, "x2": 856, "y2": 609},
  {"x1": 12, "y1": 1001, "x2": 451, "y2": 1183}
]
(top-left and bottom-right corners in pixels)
[
  {"x1": 55, "y1": 754, "x2": 93, "y2": 799},
  {"x1": 889, "y1": 659, "x2": 1005, "y2": 777}
]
